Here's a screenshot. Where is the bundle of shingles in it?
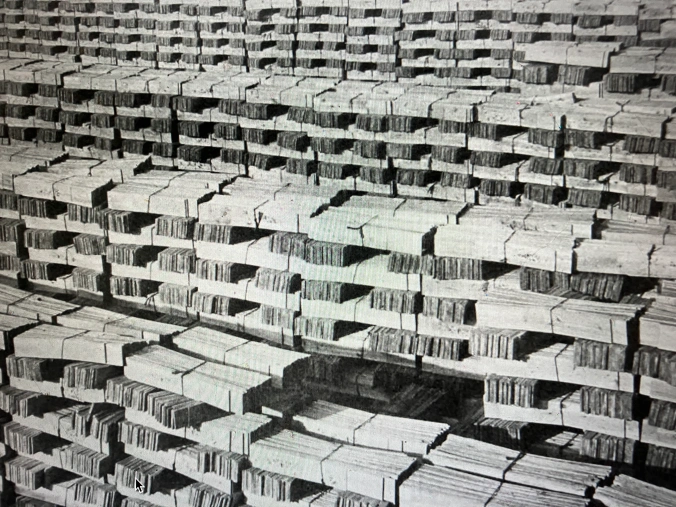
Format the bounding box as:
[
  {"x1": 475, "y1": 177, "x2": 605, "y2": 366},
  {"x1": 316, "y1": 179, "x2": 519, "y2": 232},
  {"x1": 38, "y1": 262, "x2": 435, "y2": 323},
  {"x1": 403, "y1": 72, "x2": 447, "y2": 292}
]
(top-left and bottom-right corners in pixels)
[
  {"x1": 366, "y1": 327, "x2": 467, "y2": 361},
  {"x1": 293, "y1": 400, "x2": 448, "y2": 455},
  {"x1": 594, "y1": 475, "x2": 676, "y2": 507}
]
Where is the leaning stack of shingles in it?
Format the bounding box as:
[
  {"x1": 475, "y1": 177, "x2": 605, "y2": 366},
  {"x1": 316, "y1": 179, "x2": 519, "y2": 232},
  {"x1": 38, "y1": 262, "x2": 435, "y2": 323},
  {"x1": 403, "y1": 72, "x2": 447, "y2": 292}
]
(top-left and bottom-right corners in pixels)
[{"x1": 0, "y1": 286, "x2": 311, "y2": 507}]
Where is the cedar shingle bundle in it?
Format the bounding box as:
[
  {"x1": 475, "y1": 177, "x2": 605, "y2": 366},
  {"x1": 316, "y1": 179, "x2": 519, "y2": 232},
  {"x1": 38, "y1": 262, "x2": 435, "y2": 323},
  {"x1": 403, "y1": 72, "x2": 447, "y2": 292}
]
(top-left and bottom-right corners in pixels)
[
  {"x1": 484, "y1": 375, "x2": 539, "y2": 408},
  {"x1": 645, "y1": 445, "x2": 676, "y2": 474},
  {"x1": 575, "y1": 339, "x2": 627, "y2": 372},
  {"x1": 260, "y1": 305, "x2": 297, "y2": 329},
  {"x1": 367, "y1": 327, "x2": 467, "y2": 360},
  {"x1": 580, "y1": 386, "x2": 635, "y2": 420},
  {"x1": 422, "y1": 296, "x2": 470, "y2": 324},
  {"x1": 301, "y1": 280, "x2": 363, "y2": 303},
  {"x1": 303, "y1": 240, "x2": 364, "y2": 267},
  {"x1": 157, "y1": 248, "x2": 196, "y2": 274},
  {"x1": 250, "y1": 430, "x2": 416, "y2": 503},
  {"x1": 581, "y1": 432, "x2": 636, "y2": 464},
  {"x1": 469, "y1": 329, "x2": 531, "y2": 360},
  {"x1": 6, "y1": 356, "x2": 63, "y2": 382},
  {"x1": 106, "y1": 376, "x2": 223, "y2": 430},
  {"x1": 63, "y1": 362, "x2": 120, "y2": 390},
  {"x1": 156, "y1": 216, "x2": 196, "y2": 240},
  {"x1": 268, "y1": 232, "x2": 308, "y2": 257},
  {"x1": 473, "y1": 418, "x2": 534, "y2": 449},
  {"x1": 73, "y1": 234, "x2": 107, "y2": 256},
  {"x1": 194, "y1": 224, "x2": 254, "y2": 244},
  {"x1": 294, "y1": 400, "x2": 448, "y2": 454},
  {"x1": 118, "y1": 420, "x2": 182, "y2": 452},
  {"x1": 111, "y1": 276, "x2": 159, "y2": 297},
  {"x1": 297, "y1": 317, "x2": 360, "y2": 342},
  {"x1": 370, "y1": 288, "x2": 421, "y2": 314},
  {"x1": 243, "y1": 467, "x2": 317, "y2": 503},
  {"x1": 523, "y1": 184, "x2": 567, "y2": 205},
  {"x1": 158, "y1": 283, "x2": 195, "y2": 307},
  {"x1": 387, "y1": 253, "x2": 435, "y2": 275},
  {"x1": 633, "y1": 347, "x2": 676, "y2": 387},
  {"x1": 195, "y1": 259, "x2": 257, "y2": 283},
  {"x1": 72, "y1": 268, "x2": 107, "y2": 292},
  {"x1": 648, "y1": 400, "x2": 676, "y2": 431},
  {"x1": 24, "y1": 229, "x2": 71, "y2": 250},
  {"x1": 192, "y1": 292, "x2": 253, "y2": 316},
  {"x1": 115, "y1": 455, "x2": 189, "y2": 495},
  {"x1": 253, "y1": 268, "x2": 301, "y2": 293},
  {"x1": 596, "y1": 474, "x2": 676, "y2": 507},
  {"x1": 21, "y1": 260, "x2": 72, "y2": 280},
  {"x1": 18, "y1": 197, "x2": 66, "y2": 218}
]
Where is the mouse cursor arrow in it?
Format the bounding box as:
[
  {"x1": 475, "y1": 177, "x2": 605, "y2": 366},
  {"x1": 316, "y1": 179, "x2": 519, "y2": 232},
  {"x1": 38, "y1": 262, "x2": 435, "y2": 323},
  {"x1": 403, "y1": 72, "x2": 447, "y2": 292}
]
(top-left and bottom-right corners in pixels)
[{"x1": 135, "y1": 478, "x2": 144, "y2": 493}]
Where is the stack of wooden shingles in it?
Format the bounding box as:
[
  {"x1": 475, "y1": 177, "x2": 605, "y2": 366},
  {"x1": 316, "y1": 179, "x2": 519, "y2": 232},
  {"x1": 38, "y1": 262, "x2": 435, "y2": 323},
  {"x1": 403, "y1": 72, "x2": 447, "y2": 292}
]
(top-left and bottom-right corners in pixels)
[
  {"x1": 0, "y1": 289, "x2": 121, "y2": 507},
  {"x1": 630, "y1": 278, "x2": 676, "y2": 479},
  {"x1": 67, "y1": 0, "x2": 105, "y2": 66},
  {"x1": 270, "y1": 80, "x2": 481, "y2": 198},
  {"x1": 420, "y1": 434, "x2": 612, "y2": 502},
  {"x1": 4, "y1": 0, "x2": 74, "y2": 62},
  {"x1": 638, "y1": 2, "x2": 676, "y2": 49},
  {"x1": 0, "y1": 147, "x2": 67, "y2": 287},
  {"x1": 77, "y1": 1, "x2": 123, "y2": 68},
  {"x1": 431, "y1": 204, "x2": 657, "y2": 449},
  {"x1": 569, "y1": 2, "x2": 640, "y2": 46},
  {"x1": 247, "y1": 415, "x2": 626, "y2": 507},
  {"x1": 196, "y1": 179, "x2": 342, "y2": 345},
  {"x1": 197, "y1": 2, "x2": 248, "y2": 72},
  {"x1": 152, "y1": 0, "x2": 201, "y2": 71},
  {"x1": 0, "y1": 312, "x2": 132, "y2": 504},
  {"x1": 273, "y1": 81, "x2": 359, "y2": 187},
  {"x1": 0, "y1": 289, "x2": 284, "y2": 507},
  {"x1": 397, "y1": 1, "x2": 457, "y2": 82},
  {"x1": 103, "y1": 169, "x2": 228, "y2": 314},
  {"x1": 170, "y1": 326, "x2": 310, "y2": 389},
  {"x1": 344, "y1": 0, "x2": 400, "y2": 82},
  {"x1": 5, "y1": 62, "x2": 676, "y2": 221},
  {"x1": 608, "y1": 47, "x2": 676, "y2": 95},
  {"x1": 231, "y1": 79, "x2": 301, "y2": 177},
  {"x1": 249, "y1": 429, "x2": 417, "y2": 505},
  {"x1": 511, "y1": 1, "x2": 647, "y2": 91},
  {"x1": 298, "y1": 195, "x2": 465, "y2": 354},
  {"x1": 108, "y1": 324, "x2": 294, "y2": 507},
  {"x1": 244, "y1": 399, "x2": 446, "y2": 506},
  {"x1": 3, "y1": 0, "x2": 676, "y2": 78},
  {"x1": 293, "y1": 400, "x2": 448, "y2": 454},
  {"x1": 56, "y1": 66, "x2": 117, "y2": 158},
  {"x1": 595, "y1": 474, "x2": 676, "y2": 507},
  {"x1": 439, "y1": 1, "x2": 513, "y2": 89},
  {"x1": 519, "y1": 39, "x2": 620, "y2": 93},
  {"x1": 563, "y1": 96, "x2": 672, "y2": 222},
  {"x1": 243, "y1": 0, "x2": 295, "y2": 76},
  {"x1": 7, "y1": 154, "x2": 149, "y2": 298},
  {"x1": 77, "y1": 2, "x2": 120, "y2": 67},
  {"x1": 0, "y1": 1, "x2": 21, "y2": 59},
  {"x1": 0, "y1": 60, "x2": 79, "y2": 149},
  {"x1": 14, "y1": 164, "x2": 109, "y2": 296},
  {"x1": 294, "y1": 0, "x2": 347, "y2": 79},
  {"x1": 58, "y1": 66, "x2": 166, "y2": 162},
  {"x1": 173, "y1": 71, "x2": 268, "y2": 172}
]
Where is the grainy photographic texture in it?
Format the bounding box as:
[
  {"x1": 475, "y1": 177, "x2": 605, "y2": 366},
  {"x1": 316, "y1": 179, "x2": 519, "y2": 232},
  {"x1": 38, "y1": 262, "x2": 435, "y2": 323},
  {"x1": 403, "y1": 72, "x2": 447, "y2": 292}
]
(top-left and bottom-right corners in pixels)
[{"x1": 0, "y1": 1, "x2": 673, "y2": 507}]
